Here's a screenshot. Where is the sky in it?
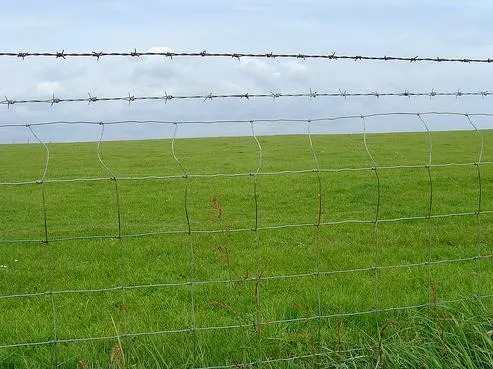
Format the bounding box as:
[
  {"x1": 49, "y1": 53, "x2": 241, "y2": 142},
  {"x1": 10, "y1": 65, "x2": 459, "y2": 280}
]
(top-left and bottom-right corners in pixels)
[{"x1": 1, "y1": 0, "x2": 493, "y2": 143}]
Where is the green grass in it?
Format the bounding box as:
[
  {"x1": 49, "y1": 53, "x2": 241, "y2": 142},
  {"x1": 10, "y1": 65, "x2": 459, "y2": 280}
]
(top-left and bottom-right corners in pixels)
[{"x1": 1, "y1": 130, "x2": 493, "y2": 368}]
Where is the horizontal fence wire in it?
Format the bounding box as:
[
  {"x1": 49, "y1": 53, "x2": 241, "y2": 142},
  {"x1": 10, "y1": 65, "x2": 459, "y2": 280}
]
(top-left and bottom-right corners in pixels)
[
  {"x1": 1, "y1": 50, "x2": 493, "y2": 63},
  {"x1": 2, "y1": 111, "x2": 493, "y2": 128},
  {"x1": 1, "y1": 89, "x2": 492, "y2": 107},
  {"x1": 1, "y1": 253, "x2": 492, "y2": 300},
  {"x1": 1, "y1": 163, "x2": 493, "y2": 186},
  {"x1": 0, "y1": 111, "x2": 493, "y2": 130},
  {"x1": 0, "y1": 210, "x2": 492, "y2": 244},
  {"x1": 2, "y1": 295, "x2": 492, "y2": 350}
]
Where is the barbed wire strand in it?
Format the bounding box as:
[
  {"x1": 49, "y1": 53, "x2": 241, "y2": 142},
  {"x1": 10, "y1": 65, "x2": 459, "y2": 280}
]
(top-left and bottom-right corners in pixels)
[
  {"x1": 2, "y1": 89, "x2": 493, "y2": 108},
  {"x1": 2, "y1": 50, "x2": 493, "y2": 63}
]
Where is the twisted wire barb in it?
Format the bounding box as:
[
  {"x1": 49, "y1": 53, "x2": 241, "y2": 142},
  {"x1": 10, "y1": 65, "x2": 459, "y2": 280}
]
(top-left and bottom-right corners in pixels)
[
  {"x1": 1, "y1": 90, "x2": 492, "y2": 107},
  {"x1": 2, "y1": 50, "x2": 493, "y2": 63}
]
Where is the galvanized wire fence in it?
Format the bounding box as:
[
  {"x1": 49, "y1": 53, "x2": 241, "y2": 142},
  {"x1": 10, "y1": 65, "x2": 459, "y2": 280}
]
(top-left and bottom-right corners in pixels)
[{"x1": 1, "y1": 50, "x2": 493, "y2": 368}]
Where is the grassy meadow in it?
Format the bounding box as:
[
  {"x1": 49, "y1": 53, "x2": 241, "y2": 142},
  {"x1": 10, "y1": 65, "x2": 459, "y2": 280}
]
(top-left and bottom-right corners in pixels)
[{"x1": 1, "y1": 129, "x2": 493, "y2": 368}]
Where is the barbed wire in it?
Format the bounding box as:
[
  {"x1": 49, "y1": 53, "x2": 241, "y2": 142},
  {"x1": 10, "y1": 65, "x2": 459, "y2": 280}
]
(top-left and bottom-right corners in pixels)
[
  {"x1": 2, "y1": 49, "x2": 493, "y2": 63},
  {"x1": 1, "y1": 89, "x2": 492, "y2": 107}
]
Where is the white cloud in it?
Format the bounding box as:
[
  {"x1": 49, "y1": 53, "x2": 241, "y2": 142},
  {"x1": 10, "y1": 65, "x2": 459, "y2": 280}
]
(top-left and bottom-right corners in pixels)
[
  {"x1": 281, "y1": 61, "x2": 307, "y2": 74},
  {"x1": 36, "y1": 81, "x2": 65, "y2": 95},
  {"x1": 147, "y1": 46, "x2": 174, "y2": 53},
  {"x1": 0, "y1": 18, "x2": 66, "y2": 30}
]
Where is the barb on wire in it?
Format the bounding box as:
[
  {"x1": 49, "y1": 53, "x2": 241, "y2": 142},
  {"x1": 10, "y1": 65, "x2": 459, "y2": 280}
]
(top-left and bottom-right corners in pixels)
[
  {"x1": 2, "y1": 50, "x2": 493, "y2": 63},
  {"x1": 1, "y1": 89, "x2": 492, "y2": 107}
]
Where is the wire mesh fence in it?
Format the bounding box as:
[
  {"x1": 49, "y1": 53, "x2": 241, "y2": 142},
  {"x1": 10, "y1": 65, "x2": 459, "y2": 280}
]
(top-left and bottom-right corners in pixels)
[{"x1": 1, "y1": 51, "x2": 493, "y2": 368}]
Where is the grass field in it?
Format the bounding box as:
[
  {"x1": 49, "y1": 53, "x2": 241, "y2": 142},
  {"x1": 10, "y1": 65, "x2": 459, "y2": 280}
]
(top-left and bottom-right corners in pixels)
[{"x1": 1, "y1": 129, "x2": 493, "y2": 368}]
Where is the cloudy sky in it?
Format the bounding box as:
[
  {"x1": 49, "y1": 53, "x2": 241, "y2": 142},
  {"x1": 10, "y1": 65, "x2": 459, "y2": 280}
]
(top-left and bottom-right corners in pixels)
[{"x1": 1, "y1": 0, "x2": 493, "y2": 143}]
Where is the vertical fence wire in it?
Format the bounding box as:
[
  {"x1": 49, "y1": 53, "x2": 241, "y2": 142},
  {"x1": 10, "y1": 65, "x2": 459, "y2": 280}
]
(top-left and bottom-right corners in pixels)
[
  {"x1": 361, "y1": 116, "x2": 381, "y2": 312},
  {"x1": 465, "y1": 115, "x2": 484, "y2": 299},
  {"x1": 417, "y1": 114, "x2": 435, "y2": 304},
  {"x1": 171, "y1": 123, "x2": 197, "y2": 357},
  {"x1": 307, "y1": 119, "x2": 323, "y2": 366},
  {"x1": 97, "y1": 123, "x2": 127, "y2": 337},
  {"x1": 27, "y1": 124, "x2": 58, "y2": 367},
  {"x1": 250, "y1": 120, "x2": 263, "y2": 363}
]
